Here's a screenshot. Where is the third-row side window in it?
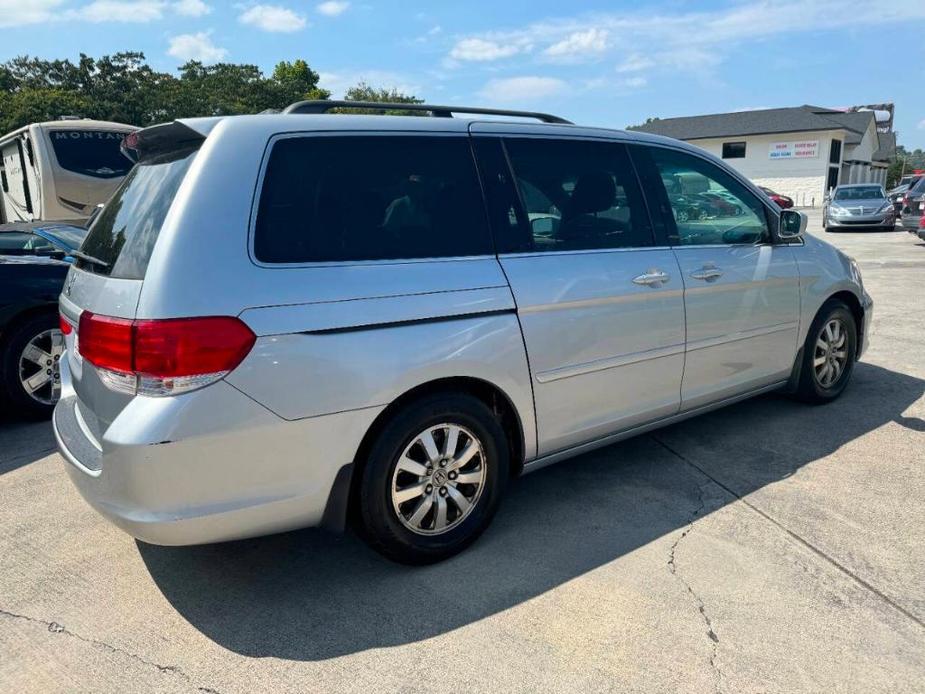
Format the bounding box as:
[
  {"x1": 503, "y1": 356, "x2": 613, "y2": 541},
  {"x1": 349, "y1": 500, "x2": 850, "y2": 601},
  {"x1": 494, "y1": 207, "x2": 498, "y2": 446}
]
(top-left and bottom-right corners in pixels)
[{"x1": 254, "y1": 135, "x2": 492, "y2": 263}]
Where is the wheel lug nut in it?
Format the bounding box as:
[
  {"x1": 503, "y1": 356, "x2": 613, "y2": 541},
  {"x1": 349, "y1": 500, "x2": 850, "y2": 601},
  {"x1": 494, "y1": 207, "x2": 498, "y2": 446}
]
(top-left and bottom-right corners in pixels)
[
  {"x1": 439, "y1": 487, "x2": 447, "y2": 496},
  {"x1": 46, "y1": 360, "x2": 52, "y2": 366},
  {"x1": 439, "y1": 460, "x2": 446, "y2": 467},
  {"x1": 425, "y1": 484, "x2": 433, "y2": 493},
  {"x1": 449, "y1": 471, "x2": 457, "y2": 480}
]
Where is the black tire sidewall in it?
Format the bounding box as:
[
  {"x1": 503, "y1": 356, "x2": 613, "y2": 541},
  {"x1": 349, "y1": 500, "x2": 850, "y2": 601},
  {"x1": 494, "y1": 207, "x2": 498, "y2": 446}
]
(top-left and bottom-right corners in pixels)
[
  {"x1": 358, "y1": 393, "x2": 509, "y2": 564},
  {"x1": 799, "y1": 303, "x2": 857, "y2": 402},
  {"x1": 0, "y1": 312, "x2": 59, "y2": 419}
]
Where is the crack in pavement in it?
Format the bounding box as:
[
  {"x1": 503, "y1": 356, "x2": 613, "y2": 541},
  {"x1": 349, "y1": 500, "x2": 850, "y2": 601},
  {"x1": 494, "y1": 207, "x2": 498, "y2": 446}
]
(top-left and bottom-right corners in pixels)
[
  {"x1": 667, "y1": 480, "x2": 724, "y2": 693},
  {"x1": 650, "y1": 435, "x2": 925, "y2": 632},
  {"x1": 0, "y1": 607, "x2": 222, "y2": 694}
]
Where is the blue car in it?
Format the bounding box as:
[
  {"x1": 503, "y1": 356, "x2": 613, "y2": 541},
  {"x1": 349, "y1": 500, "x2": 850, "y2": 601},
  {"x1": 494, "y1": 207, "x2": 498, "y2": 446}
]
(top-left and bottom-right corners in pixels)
[{"x1": 1, "y1": 222, "x2": 87, "y2": 417}]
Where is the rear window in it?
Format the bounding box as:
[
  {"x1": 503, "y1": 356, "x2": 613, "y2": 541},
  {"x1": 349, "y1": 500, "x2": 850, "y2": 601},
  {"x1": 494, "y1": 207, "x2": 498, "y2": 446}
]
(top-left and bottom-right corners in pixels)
[
  {"x1": 254, "y1": 135, "x2": 492, "y2": 263},
  {"x1": 78, "y1": 147, "x2": 198, "y2": 279},
  {"x1": 48, "y1": 129, "x2": 134, "y2": 179}
]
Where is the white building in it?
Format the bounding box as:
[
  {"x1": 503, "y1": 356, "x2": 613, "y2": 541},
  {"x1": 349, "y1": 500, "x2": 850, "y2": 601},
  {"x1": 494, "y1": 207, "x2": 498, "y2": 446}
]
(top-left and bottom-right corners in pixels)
[{"x1": 634, "y1": 105, "x2": 894, "y2": 206}]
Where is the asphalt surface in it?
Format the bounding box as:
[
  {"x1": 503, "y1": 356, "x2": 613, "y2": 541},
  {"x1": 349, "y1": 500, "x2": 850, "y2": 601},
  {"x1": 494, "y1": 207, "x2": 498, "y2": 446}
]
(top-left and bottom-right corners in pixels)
[{"x1": 1, "y1": 209, "x2": 923, "y2": 693}]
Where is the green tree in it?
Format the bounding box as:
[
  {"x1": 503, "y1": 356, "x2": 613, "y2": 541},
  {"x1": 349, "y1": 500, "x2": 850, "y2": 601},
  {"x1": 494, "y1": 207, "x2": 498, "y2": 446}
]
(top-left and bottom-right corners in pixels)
[{"x1": 339, "y1": 81, "x2": 424, "y2": 115}]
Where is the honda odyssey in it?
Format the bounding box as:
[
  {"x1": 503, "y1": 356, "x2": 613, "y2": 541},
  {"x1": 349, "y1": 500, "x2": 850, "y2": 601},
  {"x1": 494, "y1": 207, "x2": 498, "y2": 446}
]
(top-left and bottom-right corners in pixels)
[{"x1": 54, "y1": 101, "x2": 872, "y2": 564}]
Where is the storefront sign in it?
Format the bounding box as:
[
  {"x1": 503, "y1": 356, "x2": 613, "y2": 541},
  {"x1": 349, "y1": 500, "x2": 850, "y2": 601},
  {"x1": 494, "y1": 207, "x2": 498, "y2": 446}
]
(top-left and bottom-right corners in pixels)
[{"x1": 769, "y1": 141, "x2": 819, "y2": 159}]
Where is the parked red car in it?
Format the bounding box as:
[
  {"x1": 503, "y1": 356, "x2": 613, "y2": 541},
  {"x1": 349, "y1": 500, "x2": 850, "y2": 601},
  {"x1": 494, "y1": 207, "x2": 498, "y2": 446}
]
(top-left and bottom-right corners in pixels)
[{"x1": 759, "y1": 186, "x2": 794, "y2": 209}]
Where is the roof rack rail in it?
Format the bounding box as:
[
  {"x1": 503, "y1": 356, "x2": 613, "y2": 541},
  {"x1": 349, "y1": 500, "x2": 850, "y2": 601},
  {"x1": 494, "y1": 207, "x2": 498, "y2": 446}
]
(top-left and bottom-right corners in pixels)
[{"x1": 281, "y1": 100, "x2": 573, "y2": 125}]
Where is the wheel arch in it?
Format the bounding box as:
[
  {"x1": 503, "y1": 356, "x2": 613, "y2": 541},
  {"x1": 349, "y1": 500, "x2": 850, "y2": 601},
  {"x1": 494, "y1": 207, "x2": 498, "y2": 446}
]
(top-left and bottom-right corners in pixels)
[
  {"x1": 325, "y1": 376, "x2": 528, "y2": 533},
  {"x1": 826, "y1": 290, "x2": 864, "y2": 357}
]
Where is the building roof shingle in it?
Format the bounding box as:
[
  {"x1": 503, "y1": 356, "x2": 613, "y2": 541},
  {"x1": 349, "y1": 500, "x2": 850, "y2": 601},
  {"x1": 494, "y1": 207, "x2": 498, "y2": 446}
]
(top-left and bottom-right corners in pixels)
[{"x1": 632, "y1": 105, "x2": 875, "y2": 143}]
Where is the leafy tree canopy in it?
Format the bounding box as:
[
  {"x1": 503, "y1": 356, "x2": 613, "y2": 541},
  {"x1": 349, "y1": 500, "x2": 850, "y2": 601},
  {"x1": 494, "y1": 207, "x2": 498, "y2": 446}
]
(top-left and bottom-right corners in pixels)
[{"x1": 0, "y1": 52, "x2": 422, "y2": 133}]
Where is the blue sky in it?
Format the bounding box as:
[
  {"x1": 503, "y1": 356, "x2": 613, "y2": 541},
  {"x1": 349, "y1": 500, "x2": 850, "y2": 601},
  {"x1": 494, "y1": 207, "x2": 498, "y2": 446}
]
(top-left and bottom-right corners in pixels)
[{"x1": 2, "y1": 0, "x2": 924, "y2": 148}]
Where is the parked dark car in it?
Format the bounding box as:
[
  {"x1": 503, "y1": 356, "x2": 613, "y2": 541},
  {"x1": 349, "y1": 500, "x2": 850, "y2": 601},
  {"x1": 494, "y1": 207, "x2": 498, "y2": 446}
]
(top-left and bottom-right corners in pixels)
[
  {"x1": 758, "y1": 186, "x2": 794, "y2": 209},
  {"x1": 888, "y1": 175, "x2": 922, "y2": 215},
  {"x1": 0, "y1": 223, "x2": 86, "y2": 417},
  {"x1": 900, "y1": 176, "x2": 925, "y2": 231}
]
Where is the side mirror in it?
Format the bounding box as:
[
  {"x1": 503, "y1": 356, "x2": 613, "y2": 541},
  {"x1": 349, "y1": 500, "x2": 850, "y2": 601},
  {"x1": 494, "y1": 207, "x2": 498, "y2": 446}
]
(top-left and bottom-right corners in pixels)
[
  {"x1": 530, "y1": 215, "x2": 559, "y2": 237},
  {"x1": 779, "y1": 209, "x2": 806, "y2": 240}
]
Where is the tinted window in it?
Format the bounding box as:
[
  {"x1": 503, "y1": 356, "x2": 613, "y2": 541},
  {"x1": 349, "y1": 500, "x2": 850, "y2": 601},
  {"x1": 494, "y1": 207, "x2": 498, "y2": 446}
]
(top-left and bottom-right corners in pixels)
[
  {"x1": 79, "y1": 147, "x2": 198, "y2": 278},
  {"x1": 829, "y1": 139, "x2": 842, "y2": 164},
  {"x1": 502, "y1": 138, "x2": 652, "y2": 252},
  {"x1": 721, "y1": 142, "x2": 746, "y2": 159},
  {"x1": 254, "y1": 136, "x2": 491, "y2": 264},
  {"x1": 650, "y1": 147, "x2": 769, "y2": 246},
  {"x1": 48, "y1": 130, "x2": 134, "y2": 179}
]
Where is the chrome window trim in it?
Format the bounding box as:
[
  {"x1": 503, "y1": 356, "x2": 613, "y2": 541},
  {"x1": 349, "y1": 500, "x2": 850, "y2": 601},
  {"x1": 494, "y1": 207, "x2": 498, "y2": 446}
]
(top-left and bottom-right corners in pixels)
[{"x1": 247, "y1": 130, "x2": 490, "y2": 270}]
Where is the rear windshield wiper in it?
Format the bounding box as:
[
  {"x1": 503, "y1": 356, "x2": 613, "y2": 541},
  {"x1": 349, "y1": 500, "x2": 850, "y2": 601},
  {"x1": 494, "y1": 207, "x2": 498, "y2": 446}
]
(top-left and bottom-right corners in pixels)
[{"x1": 69, "y1": 249, "x2": 110, "y2": 268}]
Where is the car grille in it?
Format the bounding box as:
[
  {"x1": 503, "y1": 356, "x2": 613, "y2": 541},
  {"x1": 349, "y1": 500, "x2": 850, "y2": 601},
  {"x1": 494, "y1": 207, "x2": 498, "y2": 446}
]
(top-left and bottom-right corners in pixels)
[{"x1": 845, "y1": 206, "x2": 881, "y2": 215}]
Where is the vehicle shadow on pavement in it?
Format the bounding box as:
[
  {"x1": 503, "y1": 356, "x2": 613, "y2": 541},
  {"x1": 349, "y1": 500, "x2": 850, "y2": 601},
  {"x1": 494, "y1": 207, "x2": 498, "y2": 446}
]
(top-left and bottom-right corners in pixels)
[
  {"x1": 0, "y1": 417, "x2": 56, "y2": 475},
  {"x1": 138, "y1": 361, "x2": 924, "y2": 661}
]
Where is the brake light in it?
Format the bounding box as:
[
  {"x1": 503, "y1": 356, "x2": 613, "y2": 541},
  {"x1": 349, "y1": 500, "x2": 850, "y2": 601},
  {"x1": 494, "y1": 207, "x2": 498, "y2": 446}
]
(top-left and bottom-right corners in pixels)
[
  {"x1": 77, "y1": 312, "x2": 255, "y2": 396},
  {"x1": 59, "y1": 314, "x2": 73, "y2": 335}
]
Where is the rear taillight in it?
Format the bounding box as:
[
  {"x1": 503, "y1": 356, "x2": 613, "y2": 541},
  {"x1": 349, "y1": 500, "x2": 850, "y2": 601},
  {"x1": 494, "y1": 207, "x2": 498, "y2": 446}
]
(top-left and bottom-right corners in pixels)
[
  {"x1": 77, "y1": 312, "x2": 255, "y2": 396},
  {"x1": 59, "y1": 314, "x2": 73, "y2": 335}
]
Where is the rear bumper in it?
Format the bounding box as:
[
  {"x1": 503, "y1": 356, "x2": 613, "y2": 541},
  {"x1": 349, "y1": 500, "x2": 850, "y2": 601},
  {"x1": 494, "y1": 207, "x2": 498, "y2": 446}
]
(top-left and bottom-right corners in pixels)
[{"x1": 53, "y1": 360, "x2": 382, "y2": 545}]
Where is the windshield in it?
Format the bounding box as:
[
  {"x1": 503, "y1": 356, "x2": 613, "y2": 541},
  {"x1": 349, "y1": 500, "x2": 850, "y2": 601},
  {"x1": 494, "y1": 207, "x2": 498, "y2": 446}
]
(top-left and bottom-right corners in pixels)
[
  {"x1": 78, "y1": 147, "x2": 198, "y2": 279},
  {"x1": 48, "y1": 129, "x2": 134, "y2": 179},
  {"x1": 33, "y1": 224, "x2": 87, "y2": 251},
  {"x1": 834, "y1": 186, "x2": 884, "y2": 201}
]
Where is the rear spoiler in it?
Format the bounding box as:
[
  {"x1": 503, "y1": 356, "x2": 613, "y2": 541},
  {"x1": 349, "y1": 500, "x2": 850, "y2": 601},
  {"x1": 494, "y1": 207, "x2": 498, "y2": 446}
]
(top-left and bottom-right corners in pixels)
[{"x1": 121, "y1": 120, "x2": 210, "y2": 163}]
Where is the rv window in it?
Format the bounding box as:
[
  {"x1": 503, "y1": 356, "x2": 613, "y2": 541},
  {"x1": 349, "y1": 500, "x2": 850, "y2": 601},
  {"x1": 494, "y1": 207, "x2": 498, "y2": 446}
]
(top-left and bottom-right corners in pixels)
[{"x1": 48, "y1": 130, "x2": 133, "y2": 179}]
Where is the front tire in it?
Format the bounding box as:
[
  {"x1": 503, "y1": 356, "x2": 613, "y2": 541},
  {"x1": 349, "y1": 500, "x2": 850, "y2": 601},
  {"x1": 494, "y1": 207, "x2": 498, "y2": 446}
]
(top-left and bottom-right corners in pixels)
[
  {"x1": 794, "y1": 301, "x2": 857, "y2": 404},
  {"x1": 357, "y1": 393, "x2": 510, "y2": 564}
]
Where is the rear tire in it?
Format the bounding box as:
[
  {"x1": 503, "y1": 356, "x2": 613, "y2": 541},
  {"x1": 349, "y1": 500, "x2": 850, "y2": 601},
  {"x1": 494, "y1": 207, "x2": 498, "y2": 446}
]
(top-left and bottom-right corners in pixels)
[
  {"x1": 357, "y1": 393, "x2": 509, "y2": 564},
  {"x1": 794, "y1": 301, "x2": 857, "y2": 404},
  {"x1": 0, "y1": 312, "x2": 63, "y2": 419}
]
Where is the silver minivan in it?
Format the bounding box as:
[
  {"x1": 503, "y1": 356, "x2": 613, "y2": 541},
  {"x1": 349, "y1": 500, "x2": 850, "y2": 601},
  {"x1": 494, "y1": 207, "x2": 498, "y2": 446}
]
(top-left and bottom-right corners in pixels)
[{"x1": 53, "y1": 102, "x2": 872, "y2": 564}]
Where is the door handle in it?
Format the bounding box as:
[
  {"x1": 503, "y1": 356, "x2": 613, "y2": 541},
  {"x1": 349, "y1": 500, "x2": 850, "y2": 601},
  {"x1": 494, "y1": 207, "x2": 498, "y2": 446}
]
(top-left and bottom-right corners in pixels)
[
  {"x1": 690, "y1": 265, "x2": 723, "y2": 282},
  {"x1": 632, "y1": 269, "x2": 670, "y2": 287}
]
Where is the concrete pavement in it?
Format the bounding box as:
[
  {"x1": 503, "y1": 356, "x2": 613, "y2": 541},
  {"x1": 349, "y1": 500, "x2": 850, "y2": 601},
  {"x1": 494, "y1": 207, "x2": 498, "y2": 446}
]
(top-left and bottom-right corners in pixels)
[{"x1": 1, "y1": 209, "x2": 923, "y2": 693}]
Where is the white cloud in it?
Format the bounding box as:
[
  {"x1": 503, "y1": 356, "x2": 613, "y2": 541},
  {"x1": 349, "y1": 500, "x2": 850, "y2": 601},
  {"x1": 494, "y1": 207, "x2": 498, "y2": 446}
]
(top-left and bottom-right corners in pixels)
[
  {"x1": 544, "y1": 28, "x2": 608, "y2": 60},
  {"x1": 173, "y1": 0, "x2": 210, "y2": 16},
  {"x1": 316, "y1": 1, "x2": 349, "y2": 16},
  {"x1": 619, "y1": 76, "x2": 647, "y2": 89},
  {"x1": 73, "y1": 0, "x2": 165, "y2": 22},
  {"x1": 918, "y1": 119, "x2": 925, "y2": 130},
  {"x1": 616, "y1": 53, "x2": 654, "y2": 73},
  {"x1": 479, "y1": 76, "x2": 568, "y2": 104},
  {"x1": 239, "y1": 4, "x2": 307, "y2": 32},
  {"x1": 0, "y1": 0, "x2": 64, "y2": 27},
  {"x1": 167, "y1": 31, "x2": 228, "y2": 62},
  {"x1": 448, "y1": 0, "x2": 925, "y2": 77},
  {"x1": 449, "y1": 37, "x2": 528, "y2": 62}
]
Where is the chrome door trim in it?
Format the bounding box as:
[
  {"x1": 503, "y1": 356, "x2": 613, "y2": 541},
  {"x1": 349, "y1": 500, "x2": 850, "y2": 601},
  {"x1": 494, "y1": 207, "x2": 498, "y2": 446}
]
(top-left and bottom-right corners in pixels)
[
  {"x1": 523, "y1": 380, "x2": 788, "y2": 473},
  {"x1": 685, "y1": 321, "x2": 799, "y2": 353},
  {"x1": 534, "y1": 343, "x2": 685, "y2": 384}
]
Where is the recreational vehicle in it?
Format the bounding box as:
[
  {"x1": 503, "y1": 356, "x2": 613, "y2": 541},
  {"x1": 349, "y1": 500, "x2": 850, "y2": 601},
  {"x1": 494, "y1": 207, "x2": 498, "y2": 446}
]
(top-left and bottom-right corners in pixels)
[{"x1": 0, "y1": 119, "x2": 138, "y2": 225}]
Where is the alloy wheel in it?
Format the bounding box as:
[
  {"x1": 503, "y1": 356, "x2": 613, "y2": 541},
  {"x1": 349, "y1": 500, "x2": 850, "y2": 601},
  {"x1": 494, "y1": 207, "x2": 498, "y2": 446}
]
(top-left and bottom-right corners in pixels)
[
  {"x1": 390, "y1": 423, "x2": 487, "y2": 536},
  {"x1": 813, "y1": 318, "x2": 848, "y2": 388},
  {"x1": 18, "y1": 329, "x2": 64, "y2": 405}
]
